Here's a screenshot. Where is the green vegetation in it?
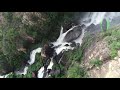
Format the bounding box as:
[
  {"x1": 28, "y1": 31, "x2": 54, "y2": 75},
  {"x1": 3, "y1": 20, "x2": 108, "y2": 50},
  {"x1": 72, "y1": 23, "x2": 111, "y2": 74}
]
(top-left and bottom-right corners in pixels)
[
  {"x1": 90, "y1": 58, "x2": 103, "y2": 67},
  {"x1": 64, "y1": 47, "x2": 88, "y2": 78},
  {"x1": 0, "y1": 12, "x2": 76, "y2": 77},
  {"x1": 66, "y1": 48, "x2": 83, "y2": 62},
  {"x1": 67, "y1": 62, "x2": 88, "y2": 78},
  {"x1": 1, "y1": 12, "x2": 120, "y2": 78},
  {"x1": 64, "y1": 23, "x2": 120, "y2": 78},
  {"x1": 7, "y1": 53, "x2": 43, "y2": 78},
  {"x1": 102, "y1": 26, "x2": 120, "y2": 59}
]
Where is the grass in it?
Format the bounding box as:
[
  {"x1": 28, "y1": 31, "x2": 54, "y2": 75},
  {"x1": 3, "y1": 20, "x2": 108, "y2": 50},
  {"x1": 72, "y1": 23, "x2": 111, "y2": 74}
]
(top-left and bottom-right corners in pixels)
[
  {"x1": 66, "y1": 48, "x2": 83, "y2": 63},
  {"x1": 62, "y1": 32, "x2": 95, "y2": 78},
  {"x1": 67, "y1": 62, "x2": 88, "y2": 78},
  {"x1": 102, "y1": 27, "x2": 120, "y2": 59},
  {"x1": 64, "y1": 46, "x2": 89, "y2": 78},
  {"x1": 90, "y1": 58, "x2": 103, "y2": 68}
]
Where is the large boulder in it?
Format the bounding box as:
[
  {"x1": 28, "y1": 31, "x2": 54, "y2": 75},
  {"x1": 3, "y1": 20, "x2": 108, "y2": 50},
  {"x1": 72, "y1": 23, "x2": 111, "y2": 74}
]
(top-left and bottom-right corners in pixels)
[{"x1": 64, "y1": 25, "x2": 83, "y2": 42}]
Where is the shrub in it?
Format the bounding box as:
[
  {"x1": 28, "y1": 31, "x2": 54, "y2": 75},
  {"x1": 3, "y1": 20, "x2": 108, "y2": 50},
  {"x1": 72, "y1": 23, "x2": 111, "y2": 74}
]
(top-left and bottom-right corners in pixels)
[
  {"x1": 90, "y1": 58, "x2": 103, "y2": 67},
  {"x1": 67, "y1": 63, "x2": 87, "y2": 78}
]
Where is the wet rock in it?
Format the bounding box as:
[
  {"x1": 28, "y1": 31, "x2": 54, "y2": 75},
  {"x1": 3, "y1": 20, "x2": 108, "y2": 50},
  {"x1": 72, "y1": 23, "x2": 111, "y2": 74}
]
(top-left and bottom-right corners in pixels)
[
  {"x1": 83, "y1": 38, "x2": 110, "y2": 69},
  {"x1": 70, "y1": 42, "x2": 76, "y2": 47},
  {"x1": 64, "y1": 25, "x2": 82, "y2": 42}
]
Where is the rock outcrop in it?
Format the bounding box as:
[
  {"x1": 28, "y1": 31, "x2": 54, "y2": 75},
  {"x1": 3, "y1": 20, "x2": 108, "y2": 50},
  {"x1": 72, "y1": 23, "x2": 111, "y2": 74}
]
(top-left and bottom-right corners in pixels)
[
  {"x1": 88, "y1": 50, "x2": 120, "y2": 78},
  {"x1": 82, "y1": 27, "x2": 120, "y2": 78}
]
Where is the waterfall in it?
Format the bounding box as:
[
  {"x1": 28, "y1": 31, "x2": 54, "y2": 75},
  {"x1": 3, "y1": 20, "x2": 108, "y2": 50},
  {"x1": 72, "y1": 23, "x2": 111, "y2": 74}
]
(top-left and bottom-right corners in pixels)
[
  {"x1": 2, "y1": 12, "x2": 120, "y2": 78},
  {"x1": 80, "y1": 12, "x2": 120, "y2": 27},
  {"x1": 37, "y1": 66, "x2": 45, "y2": 78},
  {"x1": 25, "y1": 12, "x2": 120, "y2": 78},
  {"x1": 15, "y1": 66, "x2": 29, "y2": 75},
  {"x1": 27, "y1": 47, "x2": 42, "y2": 65}
]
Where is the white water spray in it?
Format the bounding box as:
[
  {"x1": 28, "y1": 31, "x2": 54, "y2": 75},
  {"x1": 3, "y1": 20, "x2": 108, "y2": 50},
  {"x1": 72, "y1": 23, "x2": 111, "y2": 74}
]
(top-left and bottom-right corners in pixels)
[
  {"x1": 3, "y1": 12, "x2": 120, "y2": 78},
  {"x1": 15, "y1": 66, "x2": 29, "y2": 75},
  {"x1": 28, "y1": 47, "x2": 42, "y2": 65},
  {"x1": 17, "y1": 12, "x2": 120, "y2": 78},
  {"x1": 37, "y1": 58, "x2": 54, "y2": 78},
  {"x1": 0, "y1": 73, "x2": 12, "y2": 78},
  {"x1": 52, "y1": 26, "x2": 80, "y2": 46},
  {"x1": 80, "y1": 12, "x2": 120, "y2": 27},
  {"x1": 37, "y1": 66, "x2": 45, "y2": 78}
]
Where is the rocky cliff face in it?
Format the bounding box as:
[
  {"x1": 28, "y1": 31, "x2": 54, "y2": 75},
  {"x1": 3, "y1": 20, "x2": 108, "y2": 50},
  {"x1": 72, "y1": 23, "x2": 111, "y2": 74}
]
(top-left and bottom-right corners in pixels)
[
  {"x1": 81, "y1": 25, "x2": 120, "y2": 78},
  {"x1": 87, "y1": 50, "x2": 120, "y2": 78}
]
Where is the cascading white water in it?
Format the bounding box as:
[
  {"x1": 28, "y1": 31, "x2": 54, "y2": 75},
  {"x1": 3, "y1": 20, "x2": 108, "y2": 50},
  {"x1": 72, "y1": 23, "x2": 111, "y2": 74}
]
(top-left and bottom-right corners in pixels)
[
  {"x1": 15, "y1": 66, "x2": 29, "y2": 75},
  {"x1": 0, "y1": 73, "x2": 12, "y2": 78},
  {"x1": 25, "y1": 12, "x2": 120, "y2": 78},
  {"x1": 1, "y1": 12, "x2": 120, "y2": 78},
  {"x1": 80, "y1": 12, "x2": 120, "y2": 27},
  {"x1": 28, "y1": 47, "x2": 42, "y2": 65},
  {"x1": 52, "y1": 26, "x2": 78, "y2": 46},
  {"x1": 37, "y1": 58, "x2": 54, "y2": 78},
  {"x1": 37, "y1": 66, "x2": 45, "y2": 78},
  {"x1": 37, "y1": 26, "x2": 84, "y2": 78}
]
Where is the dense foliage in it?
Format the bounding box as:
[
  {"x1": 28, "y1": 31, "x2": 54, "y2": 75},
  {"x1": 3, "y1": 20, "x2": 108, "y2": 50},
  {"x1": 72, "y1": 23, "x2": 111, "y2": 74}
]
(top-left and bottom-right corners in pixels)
[
  {"x1": 0, "y1": 12, "x2": 76, "y2": 77},
  {"x1": 1, "y1": 12, "x2": 120, "y2": 78}
]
